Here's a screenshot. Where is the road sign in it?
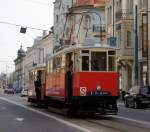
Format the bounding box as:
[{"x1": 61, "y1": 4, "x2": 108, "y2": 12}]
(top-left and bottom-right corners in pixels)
[{"x1": 110, "y1": 37, "x2": 116, "y2": 47}]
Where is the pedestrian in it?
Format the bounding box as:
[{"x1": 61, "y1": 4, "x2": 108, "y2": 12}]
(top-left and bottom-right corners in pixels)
[
  {"x1": 121, "y1": 90, "x2": 126, "y2": 101},
  {"x1": 34, "y1": 76, "x2": 41, "y2": 102}
]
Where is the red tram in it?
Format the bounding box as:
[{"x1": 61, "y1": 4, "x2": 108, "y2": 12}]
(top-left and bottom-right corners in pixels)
[{"x1": 28, "y1": 45, "x2": 119, "y2": 115}]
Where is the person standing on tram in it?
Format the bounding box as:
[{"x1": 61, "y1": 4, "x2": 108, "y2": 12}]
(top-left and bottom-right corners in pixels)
[
  {"x1": 34, "y1": 75, "x2": 41, "y2": 102},
  {"x1": 66, "y1": 61, "x2": 73, "y2": 99}
]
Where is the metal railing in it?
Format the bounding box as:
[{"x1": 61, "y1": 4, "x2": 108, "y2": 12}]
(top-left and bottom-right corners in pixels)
[
  {"x1": 93, "y1": 24, "x2": 106, "y2": 33},
  {"x1": 115, "y1": 9, "x2": 133, "y2": 22}
]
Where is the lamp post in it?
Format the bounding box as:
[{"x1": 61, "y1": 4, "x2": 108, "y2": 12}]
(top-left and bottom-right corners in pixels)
[
  {"x1": 134, "y1": 5, "x2": 139, "y2": 86},
  {"x1": 112, "y1": 0, "x2": 115, "y2": 37},
  {"x1": 146, "y1": 2, "x2": 149, "y2": 85}
]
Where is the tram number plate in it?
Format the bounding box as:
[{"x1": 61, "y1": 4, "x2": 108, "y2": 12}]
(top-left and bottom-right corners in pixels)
[{"x1": 80, "y1": 87, "x2": 87, "y2": 96}]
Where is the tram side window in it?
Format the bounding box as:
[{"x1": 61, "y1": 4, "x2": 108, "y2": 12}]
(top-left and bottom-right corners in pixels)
[
  {"x1": 91, "y1": 52, "x2": 107, "y2": 71},
  {"x1": 108, "y1": 56, "x2": 115, "y2": 71},
  {"x1": 108, "y1": 51, "x2": 115, "y2": 71},
  {"x1": 82, "y1": 50, "x2": 89, "y2": 71},
  {"x1": 82, "y1": 56, "x2": 89, "y2": 71}
]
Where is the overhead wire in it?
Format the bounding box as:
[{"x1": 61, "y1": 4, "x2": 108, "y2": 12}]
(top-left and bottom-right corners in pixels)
[{"x1": 0, "y1": 20, "x2": 50, "y2": 31}]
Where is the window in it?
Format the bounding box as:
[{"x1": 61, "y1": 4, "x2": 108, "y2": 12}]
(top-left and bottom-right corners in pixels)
[
  {"x1": 82, "y1": 50, "x2": 89, "y2": 71},
  {"x1": 56, "y1": 15, "x2": 59, "y2": 23},
  {"x1": 140, "y1": 86, "x2": 150, "y2": 95},
  {"x1": 110, "y1": 6, "x2": 112, "y2": 24},
  {"x1": 108, "y1": 56, "x2": 115, "y2": 71},
  {"x1": 126, "y1": 31, "x2": 131, "y2": 48},
  {"x1": 117, "y1": 30, "x2": 121, "y2": 48},
  {"x1": 91, "y1": 52, "x2": 107, "y2": 71},
  {"x1": 108, "y1": 51, "x2": 115, "y2": 71},
  {"x1": 56, "y1": 34, "x2": 59, "y2": 42}
]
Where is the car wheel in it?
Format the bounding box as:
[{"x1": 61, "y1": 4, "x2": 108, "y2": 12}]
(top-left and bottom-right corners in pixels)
[{"x1": 124, "y1": 100, "x2": 129, "y2": 107}]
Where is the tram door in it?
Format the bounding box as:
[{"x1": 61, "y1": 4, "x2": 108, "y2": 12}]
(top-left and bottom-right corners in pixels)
[
  {"x1": 36, "y1": 70, "x2": 46, "y2": 100},
  {"x1": 65, "y1": 52, "x2": 73, "y2": 98}
]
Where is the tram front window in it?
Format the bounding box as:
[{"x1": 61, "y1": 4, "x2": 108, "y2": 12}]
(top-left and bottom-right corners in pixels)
[{"x1": 91, "y1": 52, "x2": 107, "y2": 71}]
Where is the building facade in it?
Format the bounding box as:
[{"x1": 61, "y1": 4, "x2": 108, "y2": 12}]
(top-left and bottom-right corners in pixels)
[
  {"x1": 138, "y1": 0, "x2": 150, "y2": 85},
  {"x1": 53, "y1": 0, "x2": 106, "y2": 50},
  {"x1": 53, "y1": 0, "x2": 73, "y2": 51},
  {"x1": 14, "y1": 46, "x2": 26, "y2": 92},
  {"x1": 105, "y1": 0, "x2": 139, "y2": 92},
  {"x1": 23, "y1": 32, "x2": 54, "y2": 89}
]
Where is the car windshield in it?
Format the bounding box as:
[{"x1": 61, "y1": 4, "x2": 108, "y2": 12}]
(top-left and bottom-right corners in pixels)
[{"x1": 140, "y1": 86, "x2": 150, "y2": 95}]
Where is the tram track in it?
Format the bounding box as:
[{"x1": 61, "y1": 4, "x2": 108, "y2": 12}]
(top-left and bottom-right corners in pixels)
[{"x1": 85, "y1": 119, "x2": 127, "y2": 132}]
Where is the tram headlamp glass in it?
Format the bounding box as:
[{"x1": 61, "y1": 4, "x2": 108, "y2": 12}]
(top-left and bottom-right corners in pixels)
[{"x1": 96, "y1": 85, "x2": 101, "y2": 91}]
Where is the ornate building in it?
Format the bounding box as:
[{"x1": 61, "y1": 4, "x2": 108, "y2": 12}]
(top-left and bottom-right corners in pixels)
[
  {"x1": 53, "y1": 0, "x2": 106, "y2": 50},
  {"x1": 23, "y1": 32, "x2": 54, "y2": 90},
  {"x1": 105, "y1": 0, "x2": 138, "y2": 92},
  {"x1": 138, "y1": 0, "x2": 149, "y2": 85},
  {"x1": 14, "y1": 45, "x2": 26, "y2": 92}
]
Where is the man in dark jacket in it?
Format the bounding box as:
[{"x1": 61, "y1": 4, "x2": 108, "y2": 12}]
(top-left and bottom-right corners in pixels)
[
  {"x1": 66, "y1": 61, "x2": 73, "y2": 99},
  {"x1": 34, "y1": 76, "x2": 41, "y2": 102}
]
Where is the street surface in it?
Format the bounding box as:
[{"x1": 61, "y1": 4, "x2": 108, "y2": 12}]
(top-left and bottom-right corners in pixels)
[{"x1": 0, "y1": 89, "x2": 150, "y2": 132}]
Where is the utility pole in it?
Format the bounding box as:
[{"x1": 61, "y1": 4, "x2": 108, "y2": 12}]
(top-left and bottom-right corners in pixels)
[
  {"x1": 146, "y1": 1, "x2": 149, "y2": 85},
  {"x1": 134, "y1": 5, "x2": 139, "y2": 86},
  {"x1": 112, "y1": 0, "x2": 115, "y2": 37}
]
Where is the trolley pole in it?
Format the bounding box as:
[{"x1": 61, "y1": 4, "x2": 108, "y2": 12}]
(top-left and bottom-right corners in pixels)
[{"x1": 134, "y1": 5, "x2": 139, "y2": 86}]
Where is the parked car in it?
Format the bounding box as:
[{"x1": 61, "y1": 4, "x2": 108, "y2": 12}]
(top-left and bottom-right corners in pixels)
[
  {"x1": 124, "y1": 86, "x2": 150, "y2": 108},
  {"x1": 14, "y1": 89, "x2": 22, "y2": 93},
  {"x1": 4, "y1": 88, "x2": 15, "y2": 94},
  {"x1": 20, "y1": 88, "x2": 28, "y2": 97}
]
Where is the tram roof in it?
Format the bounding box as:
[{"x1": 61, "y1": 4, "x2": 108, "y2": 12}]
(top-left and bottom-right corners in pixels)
[{"x1": 48, "y1": 44, "x2": 117, "y2": 59}]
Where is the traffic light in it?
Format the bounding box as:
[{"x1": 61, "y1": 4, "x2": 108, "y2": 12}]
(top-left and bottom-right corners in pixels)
[{"x1": 20, "y1": 27, "x2": 27, "y2": 34}]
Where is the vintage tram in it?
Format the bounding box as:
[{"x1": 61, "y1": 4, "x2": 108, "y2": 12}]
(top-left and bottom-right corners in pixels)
[
  {"x1": 28, "y1": 64, "x2": 46, "y2": 104},
  {"x1": 28, "y1": 45, "x2": 119, "y2": 115}
]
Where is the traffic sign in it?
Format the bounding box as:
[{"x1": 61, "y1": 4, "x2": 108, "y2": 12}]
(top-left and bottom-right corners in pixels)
[{"x1": 110, "y1": 37, "x2": 117, "y2": 47}]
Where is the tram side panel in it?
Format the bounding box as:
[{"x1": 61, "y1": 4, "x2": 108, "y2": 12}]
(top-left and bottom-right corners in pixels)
[
  {"x1": 72, "y1": 72, "x2": 119, "y2": 114},
  {"x1": 73, "y1": 72, "x2": 119, "y2": 97},
  {"x1": 46, "y1": 69, "x2": 66, "y2": 99}
]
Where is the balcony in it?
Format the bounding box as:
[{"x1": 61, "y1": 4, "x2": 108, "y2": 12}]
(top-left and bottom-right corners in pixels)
[
  {"x1": 115, "y1": 9, "x2": 133, "y2": 22},
  {"x1": 92, "y1": 24, "x2": 106, "y2": 37}
]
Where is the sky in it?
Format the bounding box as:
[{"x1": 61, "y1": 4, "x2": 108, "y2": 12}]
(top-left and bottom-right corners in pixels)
[{"x1": 0, "y1": 0, "x2": 55, "y2": 73}]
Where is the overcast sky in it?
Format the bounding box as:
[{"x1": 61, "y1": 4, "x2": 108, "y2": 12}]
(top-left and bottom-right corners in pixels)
[{"x1": 0, "y1": 0, "x2": 54, "y2": 73}]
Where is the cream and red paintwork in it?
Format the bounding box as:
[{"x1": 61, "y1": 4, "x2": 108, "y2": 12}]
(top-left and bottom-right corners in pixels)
[{"x1": 46, "y1": 69, "x2": 66, "y2": 98}]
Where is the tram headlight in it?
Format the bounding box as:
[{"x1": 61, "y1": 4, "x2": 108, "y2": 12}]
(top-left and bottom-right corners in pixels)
[{"x1": 96, "y1": 85, "x2": 101, "y2": 92}]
